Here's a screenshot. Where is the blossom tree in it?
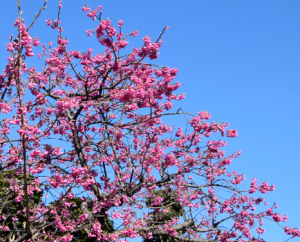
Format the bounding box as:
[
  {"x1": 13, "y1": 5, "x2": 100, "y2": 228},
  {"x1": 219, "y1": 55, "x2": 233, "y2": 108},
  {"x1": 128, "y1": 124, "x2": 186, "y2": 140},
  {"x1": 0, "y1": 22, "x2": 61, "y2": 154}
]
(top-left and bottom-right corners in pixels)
[{"x1": 0, "y1": 1, "x2": 299, "y2": 242}]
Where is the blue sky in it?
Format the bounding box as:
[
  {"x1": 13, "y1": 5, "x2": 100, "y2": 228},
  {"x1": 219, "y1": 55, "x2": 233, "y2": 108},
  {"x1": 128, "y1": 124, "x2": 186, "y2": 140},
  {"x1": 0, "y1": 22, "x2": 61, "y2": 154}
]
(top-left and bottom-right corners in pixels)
[{"x1": 0, "y1": 0, "x2": 299, "y2": 241}]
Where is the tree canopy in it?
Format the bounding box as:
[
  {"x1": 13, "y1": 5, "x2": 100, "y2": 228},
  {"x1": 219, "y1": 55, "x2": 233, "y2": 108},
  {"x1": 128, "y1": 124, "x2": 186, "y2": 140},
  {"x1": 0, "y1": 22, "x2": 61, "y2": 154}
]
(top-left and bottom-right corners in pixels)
[{"x1": 0, "y1": 1, "x2": 299, "y2": 242}]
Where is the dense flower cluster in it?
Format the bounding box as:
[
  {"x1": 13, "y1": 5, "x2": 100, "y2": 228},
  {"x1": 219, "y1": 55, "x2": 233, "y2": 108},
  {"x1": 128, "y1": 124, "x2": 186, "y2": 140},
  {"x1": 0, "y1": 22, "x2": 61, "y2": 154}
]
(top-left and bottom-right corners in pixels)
[{"x1": 0, "y1": 1, "x2": 298, "y2": 242}]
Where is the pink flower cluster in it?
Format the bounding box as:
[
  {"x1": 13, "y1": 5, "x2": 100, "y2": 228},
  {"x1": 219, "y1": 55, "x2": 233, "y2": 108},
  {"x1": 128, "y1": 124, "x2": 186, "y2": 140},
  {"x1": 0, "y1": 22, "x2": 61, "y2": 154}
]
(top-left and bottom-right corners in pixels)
[{"x1": 0, "y1": 4, "x2": 297, "y2": 242}]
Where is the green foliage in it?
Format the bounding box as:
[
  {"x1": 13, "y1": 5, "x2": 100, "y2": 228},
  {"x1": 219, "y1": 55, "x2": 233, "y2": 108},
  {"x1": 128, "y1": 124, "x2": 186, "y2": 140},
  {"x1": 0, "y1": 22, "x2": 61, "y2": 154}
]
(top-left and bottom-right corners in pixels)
[
  {"x1": 0, "y1": 171, "x2": 43, "y2": 241},
  {"x1": 102, "y1": 216, "x2": 115, "y2": 233},
  {"x1": 143, "y1": 189, "x2": 185, "y2": 242},
  {"x1": 146, "y1": 189, "x2": 183, "y2": 223},
  {"x1": 47, "y1": 197, "x2": 115, "y2": 241}
]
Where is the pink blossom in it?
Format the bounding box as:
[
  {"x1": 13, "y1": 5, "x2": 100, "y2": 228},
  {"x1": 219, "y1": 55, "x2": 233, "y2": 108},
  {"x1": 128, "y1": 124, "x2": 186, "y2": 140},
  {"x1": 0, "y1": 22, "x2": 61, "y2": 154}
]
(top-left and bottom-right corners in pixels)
[
  {"x1": 82, "y1": 6, "x2": 91, "y2": 12},
  {"x1": 130, "y1": 30, "x2": 139, "y2": 37},
  {"x1": 86, "y1": 29, "x2": 92, "y2": 36},
  {"x1": 272, "y1": 213, "x2": 282, "y2": 222},
  {"x1": 13, "y1": 18, "x2": 20, "y2": 26},
  {"x1": 15, "y1": 196, "x2": 23, "y2": 203},
  {"x1": 61, "y1": 235, "x2": 73, "y2": 242},
  {"x1": 6, "y1": 43, "x2": 13, "y2": 52},
  {"x1": 45, "y1": 19, "x2": 52, "y2": 26},
  {"x1": 227, "y1": 129, "x2": 238, "y2": 137},
  {"x1": 32, "y1": 37, "x2": 40, "y2": 46},
  {"x1": 118, "y1": 20, "x2": 124, "y2": 27},
  {"x1": 87, "y1": 10, "x2": 97, "y2": 19},
  {"x1": 153, "y1": 197, "x2": 164, "y2": 206}
]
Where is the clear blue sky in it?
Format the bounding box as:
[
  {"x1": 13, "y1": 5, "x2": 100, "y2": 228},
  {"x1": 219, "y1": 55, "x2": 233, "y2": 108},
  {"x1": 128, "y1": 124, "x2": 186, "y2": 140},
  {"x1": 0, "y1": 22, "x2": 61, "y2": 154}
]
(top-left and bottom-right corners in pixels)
[{"x1": 0, "y1": 0, "x2": 299, "y2": 241}]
